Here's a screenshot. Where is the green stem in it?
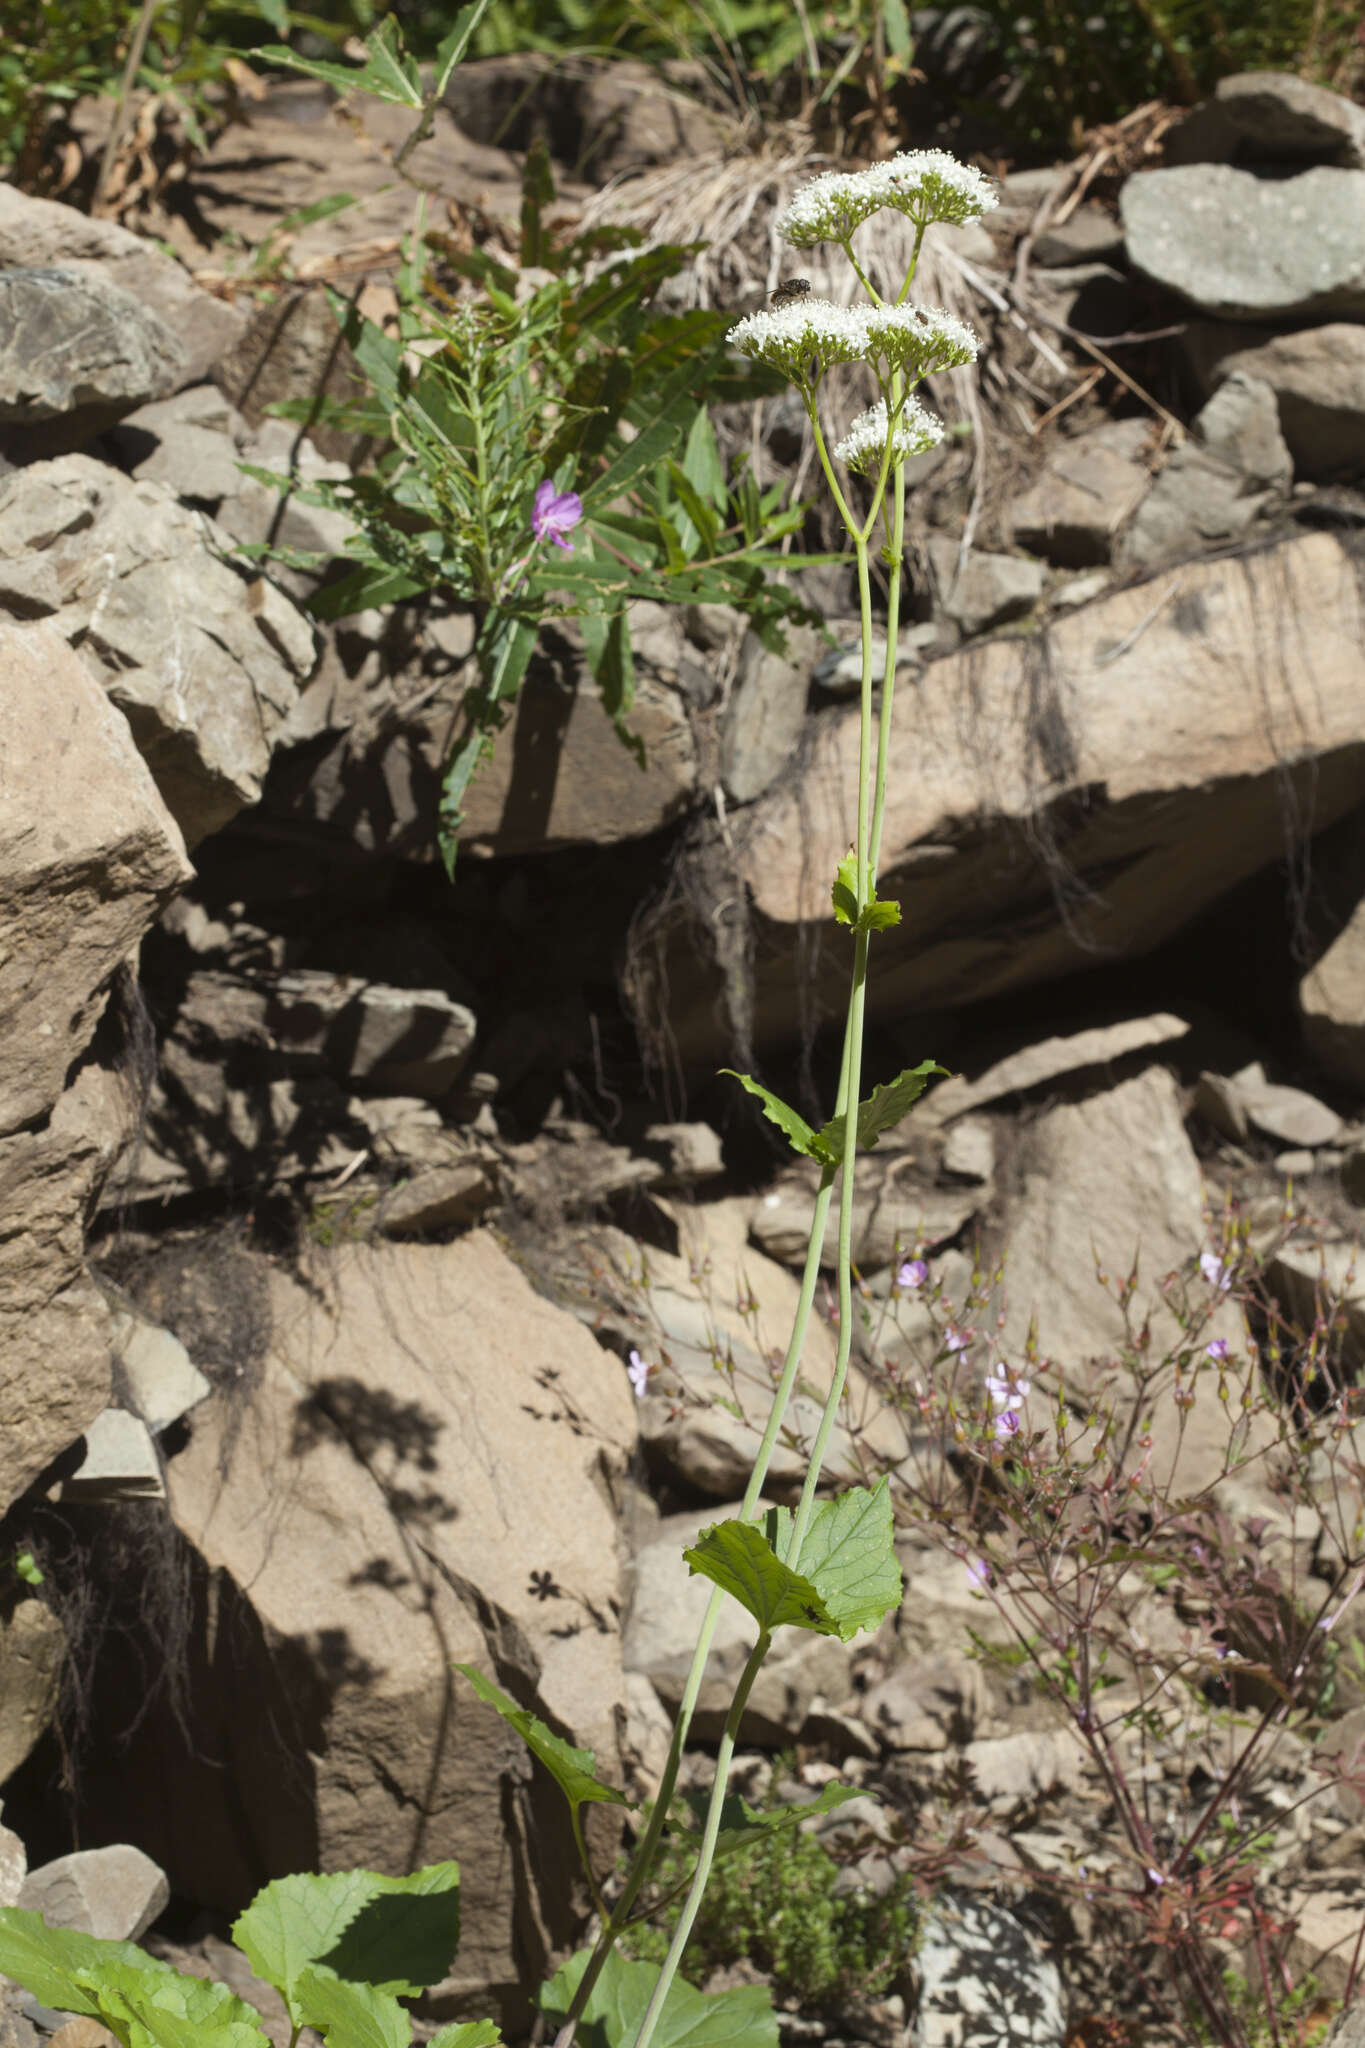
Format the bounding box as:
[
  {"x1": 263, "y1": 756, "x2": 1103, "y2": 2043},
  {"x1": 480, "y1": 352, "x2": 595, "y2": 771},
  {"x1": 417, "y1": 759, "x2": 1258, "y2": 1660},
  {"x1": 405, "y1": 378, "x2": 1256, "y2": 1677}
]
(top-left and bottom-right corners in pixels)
[{"x1": 630, "y1": 1634, "x2": 772, "y2": 2048}]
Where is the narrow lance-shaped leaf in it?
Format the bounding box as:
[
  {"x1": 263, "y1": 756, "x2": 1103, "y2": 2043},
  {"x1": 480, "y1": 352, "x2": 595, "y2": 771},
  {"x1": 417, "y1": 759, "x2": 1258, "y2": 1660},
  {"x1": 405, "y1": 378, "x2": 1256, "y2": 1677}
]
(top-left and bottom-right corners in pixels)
[
  {"x1": 432, "y1": 0, "x2": 496, "y2": 97},
  {"x1": 683, "y1": 1518, "x2": 838, "y2": 1636},
  {"x1": 456, "y1": 1665, "x2": 633, "y2": 1815},
  {"x1": 720, "y1": 1072, "x2": 835, "y2": 1167}
]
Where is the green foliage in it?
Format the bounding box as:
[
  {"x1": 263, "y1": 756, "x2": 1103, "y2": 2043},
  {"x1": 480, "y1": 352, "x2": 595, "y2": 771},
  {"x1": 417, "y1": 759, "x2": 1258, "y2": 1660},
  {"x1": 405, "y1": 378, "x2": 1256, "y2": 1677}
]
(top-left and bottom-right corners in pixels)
[
  {"x1": 250, "y1": 131, "x2": 822, "y2": 870},
  {"x1": 623, "y1": 1784, "x2": 918, "y2": 2011},
  {"x1": 684, "y1": 1482, "x2": 902, "y2": 1644},
  {"x1": 722, "y1": 1062, "x2": 944, "y2": 1171},
  {"x1": 0, "y1": 1864, "x2": 474, "y2": 2048},
  {"x1": 10, "y1": 1548, "x2": 43, "y2": 1586},
  {"x1": 968, "y1": 0, "x2": 1363, "y2": 155},
  {"x1": 455, "y1": 1664, "x2": 634, "y2": 1817},
  {"x1": 718, "y1": 1072, "x2": 835, "y2": 1170},
  {"x1": 539, "y1": 1947, "x2": 777, "y2": 2048},
  {"x1": 0, "y1": 0, "x2": 295, "y2": 190},
  {"x1": 1187, "y1": 1966, "x2": 1332, "y2": 2048}
]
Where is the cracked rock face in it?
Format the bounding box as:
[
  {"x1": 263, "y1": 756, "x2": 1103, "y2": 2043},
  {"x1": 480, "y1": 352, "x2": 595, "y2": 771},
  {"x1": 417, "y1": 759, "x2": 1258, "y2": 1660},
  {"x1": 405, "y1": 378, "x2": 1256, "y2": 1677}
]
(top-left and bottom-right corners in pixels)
[
  {"x1": 0, "y1": 266, "x2": 187, "y2": 447},
  {"x1": 0, "y1": 454, "x2": 316, "y2": 845}
]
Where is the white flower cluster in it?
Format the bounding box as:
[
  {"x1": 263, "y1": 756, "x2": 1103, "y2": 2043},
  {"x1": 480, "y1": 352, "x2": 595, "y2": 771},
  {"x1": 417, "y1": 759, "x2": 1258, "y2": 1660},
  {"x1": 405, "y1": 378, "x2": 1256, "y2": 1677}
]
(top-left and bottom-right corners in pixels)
[
  {"x1": 833, "y1": 397, "x2": 945, "y2": 475},
  {"x1": 778, "y1": 150, "x2": 999, "y2": 248},
  {"x1": 726, "y1": 297, "x2": 875, "y2": 379},
  {"x1": 865, "y1": 303, "x2": 980, "y2": 377}
]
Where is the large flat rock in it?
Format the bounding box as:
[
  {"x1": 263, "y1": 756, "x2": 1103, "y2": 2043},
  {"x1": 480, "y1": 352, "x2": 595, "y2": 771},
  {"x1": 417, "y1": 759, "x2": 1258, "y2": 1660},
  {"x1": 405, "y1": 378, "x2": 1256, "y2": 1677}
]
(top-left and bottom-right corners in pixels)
[
  {"x1": 1122, "y1": 164, "x2": 1365, "y2": 322},
  {"x1": 646, "y1": 535, "x2": 1365, "y2": 1064}
]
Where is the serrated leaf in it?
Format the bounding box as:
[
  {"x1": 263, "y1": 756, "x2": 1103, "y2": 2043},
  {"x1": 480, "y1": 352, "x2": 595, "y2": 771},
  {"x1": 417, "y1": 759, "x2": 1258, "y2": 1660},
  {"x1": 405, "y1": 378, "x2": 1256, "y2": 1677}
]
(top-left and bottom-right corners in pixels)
[
  {"x1": 293, "y1": 1967, "x2": 407, "y2": 2048},
  {"x1": 815, "y1": 1060, "x2": 947, "y2": 1162},
  {"x1": 675, "y1": 1781, "x2": 864, "y2": 1862},
  {"x1": 431, "y1": 0, "x2": 495, "y2": 96},
  {"x1": 83, "y1": 1958, "x2": 268, "y2": 2048},
  {"x1": 832, "y1": 851, "x2": 858, "y2": 927},
  {"x1": 857, "y1": 897, "x2": 901, "y2": 934},
  {"x1": 251, "y1": 18, "x2": 421, "y2": 104},
  {"x1": 0, "y1": 1911, "x2": 175, "y2": 2021},
  {"x1": 719, "y1": 1072, "x2": 835, "y2": 1167},
  {"x1": 539, "y1": 1948, "x2": 777, "y2": 2048},
  {"x1": 765, "y1": 1481, "x2": 902, "y2": 1642},
  {"x1": 456, "y1": 1665, "x2": 631, "y2": 1815},
  {"x1": 232, "y1": 1864, "x2": 459, "y2": 2024},
  {"x1": 429, "y1": 2025, "x2": 502, "y2": 2048},
  {"x1": 683, "y1": 1519, "x2": 837, "y2": 1636}
]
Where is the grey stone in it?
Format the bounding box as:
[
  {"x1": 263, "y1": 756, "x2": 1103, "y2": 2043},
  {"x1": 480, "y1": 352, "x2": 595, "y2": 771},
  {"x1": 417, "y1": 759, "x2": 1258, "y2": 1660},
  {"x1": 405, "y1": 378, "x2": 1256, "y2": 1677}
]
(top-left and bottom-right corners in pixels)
[
  {"x1": 1006, "y1": 418, "x2": 1153, "y2": 565},
  {"x1": 1195, "y1": 1068, "x2": 1252, "y2": 1143},
  {"x1": 1033, "y1": 204, "x2": 1124, "y2": 267},
  {"x1": 0, "y1": 1824, "x2": 24, "y2": 1909},
  {"x1": 1274, "y1": 1149, "x2": 1318, "y2": 1178},
  {"x1": 814, "y1": 626, "x2": 937, "y2": 695},
  {"x1": 265, "y1": 972, "x2": 476, "y2": 1099},
  {"x1": 377, "y1": 1162, "x2": 495, "y2": 1237},
  {"x1": 0, "y1": 269, "x2": 186, "y2": 445},
  {"x1": 1193, "y1": 371, "x2": 1293, "y2": 486},
  {"x1": 1303, "y1": 891, "x2": 1365, "y2": 1087},
  {"x1": 1215, "y1": 70, "x2": 1365, "y2": 169},
  {"x1": 0, "y1": 185, "x2": 246, "y2": 389},
  {"x1": 61, "y1": 1409, "x2": 164, "y2": 1502},
  {"x1": 18, "y1": 1845, "x2": 169, "y2": 1943},
  {"x1": 941, "y1": 1117, "x2": 994, "y2": 1185},
  {"x1": 858, "y1": 1650, "x2": 984, "y2": 1751},
  {"x1": 641, "y1": 1122, "x2": 724, "y2": 1187},
  {"x1": 0, "y1": 1600, "x2": 64, "y2": 1783},
  {"x1": 111, "y1": 1310, "x2": 211, "y2": 1434},
  {"x1": 721, "y1": 625, "x2": 819, "y2": 804},
  {"x1": 1047, "y1": 567, "x2": 1110, "y2": 609},
  {"x1": 1236, "y1": 1075, "x2": 1342, "y2": 1148},
  {"x1": 923, "y1": 1015, "x2": 1191, "y2": 1125},
  {"x1": 1123, "y1": 164, "x2": 1365, "y2": 322},
  {"x1": 1118, "y1": 444, "x2": 1269, "y2": 572},
  {"x1": 1267, "y1": 1241, "x2": 1365, "y2": 1366},
  {"x1": 917, "y1": 1894, "x2": 1066, "y2": 2048},
  {"x1": 1186, "y1": 321, "x2": 1365, "y2": 481},
  {"x1": 0, "y1": 455, "x2": 316, "y2": 848},
  {"x1": 926, "y1": 536, "x2": 1044, "y2": 636}
]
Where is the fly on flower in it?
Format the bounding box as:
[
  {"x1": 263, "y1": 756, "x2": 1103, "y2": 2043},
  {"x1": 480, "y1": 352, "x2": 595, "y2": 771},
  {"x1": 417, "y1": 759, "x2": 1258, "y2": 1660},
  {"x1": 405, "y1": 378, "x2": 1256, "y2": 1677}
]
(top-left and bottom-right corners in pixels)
[{"x1": 769, "y1": 277, "x2": 812, "y2": 309}]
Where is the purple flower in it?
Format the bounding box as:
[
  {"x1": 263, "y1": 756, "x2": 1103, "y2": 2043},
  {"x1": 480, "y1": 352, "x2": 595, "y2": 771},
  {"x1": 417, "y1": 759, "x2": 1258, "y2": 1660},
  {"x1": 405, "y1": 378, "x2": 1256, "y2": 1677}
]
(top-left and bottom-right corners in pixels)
[
  {"x1": 896, "y1": 1257, "x2": 929, "y2": 1290},
  {"x1": 532, "y1": 478, "x2": 583, "y2": 552},
  {"x1": 1205, "y1": 1337, "x2": 1230, "y2": 1361},
  {"x1": 945, "y1": 1327, "x2": 969, "y2": 1353},
  {"x1": 626, "y1": 1348, "x2": 651, "y2": 1399},
  {"x1": 994, "y1": 1408, "x2": 1022, "y2": 1442},
  {"x1": 985, "y1": 1368, "x2": 1029, "y2": 1412},
  {"x1": 1200, "y1": 1250, "x2": 1232, "y2": 1293},
  {"x1": 965, "y1": 1555, "x2": 991, "y2": 1590}
]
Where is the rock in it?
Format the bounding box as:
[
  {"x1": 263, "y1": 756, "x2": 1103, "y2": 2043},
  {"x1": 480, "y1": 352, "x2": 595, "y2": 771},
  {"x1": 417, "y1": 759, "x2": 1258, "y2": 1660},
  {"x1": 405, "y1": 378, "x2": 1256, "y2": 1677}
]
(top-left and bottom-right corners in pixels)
[
  {"x1": 60, "y1": 1408, "x2": 164, "y2": 1502},
  {"x1": 1033, "y1": 204, "x2": 1124, "y2": 266},
  {"x1": 916, "y1": 1893, "x2": 1066, "y2": 2048},
  {"x1": 1343, "y1": 1148, "x2": 1365, "y2": 1206},
  {"x1": 1194, "y1": 371, "x2": 1293, "y2": 487},
  {"x1": 0, "y1": 1824, "x2": 23, "y2": 1909},
  {"x1": 1236, "y1": 1075, "x2": 1342, "y2": 1148},
  {"x1": 926, "y1": 1016, "x2": 1192, "y2": 1126},
  {"x1": 0, "y1": 269, "x2": 187, "y2": 456},
  {"x1": 858, "y1": 1649, "x2": 984, "y2": 1751},
  {"x1": 266, "y1": 972, "x2": 476, "y2": 1100},
  {"x1": 640, "y1": 1123, "x2": 724, "y2": 1188},
  {"x1": 1000, "y1": 1068, "x2": 1265, "y2": 1495},
  {"x1": 0, "y1": 456, "x2": 316, "y2": 847},
  {"x1": 1284, "y1": 1884, "x2": 1365, "y2": 2001},
  {"x1": 648, "y1": 537, "x2": 1365, "y2": 1064},
  {"x1": 0, "y1": 186, "x2": 246, "y2": 389},
  {"x1": 0, "y1": 623, "x2": 189, "y2": 1508},
  {"x1": 109, "y1": 1310, "x2": 212, "y2": 1435},
  {"x1": 376, "y1": 1161, "x2": 496, "y2": 1237},
  {"x1": 1195, "y1": 1068, "x2": 1252, "y2": 1142},
  {"x1": 1186, "y1": 322, "x2": 1365, "y2": 481},
  {"x1": 19, "y1": 1845, "x2": 169, "y2": 1943},
  {"x1": 1006, "y1": 419, "x2": 1153, "y2": 566},
  {"x1": 1324, "y1": 1997, "x2": 1365, "y2": 2047},
  {"x1": 925, "y1": 536, "x2": 1043, "y2": 636},
  {"x1": 1118, "y1": 444, "x2": 1270, "y2": 573},
  {"x1": 213, "y1": 286, "x2": 372, "y2": 465},
  {"x1": 721, "y1": 625, "x2": 819, "y2": 805},
  {"x1": 1123, "y1": 164, "x2": 1365, "y2": 322},
  {"x1": 84, "y1": 1236, "x2": 639, "y2": 2025},
  {"x1": 1213, "y1": 70, "x2": 1365, "y2": 169},
  {"x1": 0, "y1": 1599, "x2": 64, "y2": 1782},
  {"x1": 750, "y1": 1161, "x2": 977, "y2": 1272},
  {"x1": 961, "y1": 1729, "x2": 1083, "y2": 1806},
  {"x1": 1303, "y1": 896, "x2": 1365, "y2": 1089},
  {"x1": 623, "y1": 1503, "x2": 859, "y2": 1744},
  {"x1": 1266, "y1": 1242, "x2": 1365, "y2": 1368},
  {"x1": 941, "y1": 1117, "x2": 994, "y2": 1184}
]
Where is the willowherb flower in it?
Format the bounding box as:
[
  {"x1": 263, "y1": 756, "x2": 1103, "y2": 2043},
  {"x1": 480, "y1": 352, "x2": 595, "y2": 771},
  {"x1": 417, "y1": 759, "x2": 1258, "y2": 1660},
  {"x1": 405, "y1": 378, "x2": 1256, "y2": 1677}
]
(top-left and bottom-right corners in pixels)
[
  {"x1": 834, "y1": 397, "x2": 944, "y2": 476},
  {"x1": 778, "y1": 151, "x2": 999, "y2": 249},
  {"x1": 864, "y1": 304, "x2": 980, "y2": 379},
  {"x1": 626, "y1": 1348, "x2": 652, "y2": 1399},
  {"x1": 895, "y1": 1255, "x2": 930, "y2": 1290},
  {"x1": 531, "y1": 478, "x2": 583, "y2": 552},
  {"x1": 1200, "y1": 1250, "x2": 1233, "y2": 1293},
  {"x1": 727, "y1": 297, "x2": 874, "y2": 382}
]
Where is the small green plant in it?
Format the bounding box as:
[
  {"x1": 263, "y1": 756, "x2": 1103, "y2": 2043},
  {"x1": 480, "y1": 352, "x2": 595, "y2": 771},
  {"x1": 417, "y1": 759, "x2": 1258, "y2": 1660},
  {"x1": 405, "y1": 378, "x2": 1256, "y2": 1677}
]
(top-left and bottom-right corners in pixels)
[
  {"x1": 623, "y1": 1780, "x2": 918, "y2": 2010},
  {"x1": 9, "y1": 1548, "x2": 43, "y2": 1588}
]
